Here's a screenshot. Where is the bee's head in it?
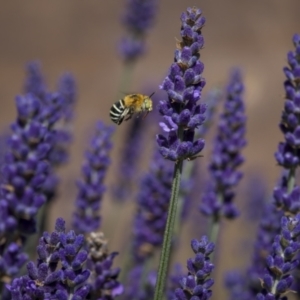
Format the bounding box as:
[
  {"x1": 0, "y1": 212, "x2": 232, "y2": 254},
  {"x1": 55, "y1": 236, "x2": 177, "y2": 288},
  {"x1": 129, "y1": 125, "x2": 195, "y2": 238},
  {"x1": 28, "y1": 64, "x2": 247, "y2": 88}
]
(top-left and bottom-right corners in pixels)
[
  {"x1": 144, "y1": 97, "x2": 153, "y2": 111},
  {"x1": 143, "y1": 92, "x2": 155, "y2": 111}
]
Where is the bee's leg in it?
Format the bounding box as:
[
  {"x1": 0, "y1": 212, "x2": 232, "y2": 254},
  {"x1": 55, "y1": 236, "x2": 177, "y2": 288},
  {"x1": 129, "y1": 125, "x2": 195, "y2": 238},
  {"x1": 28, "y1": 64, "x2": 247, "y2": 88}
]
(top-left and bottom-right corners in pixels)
[{"x1": 125, "y1": 114, "x2": 133, "y2": 121}]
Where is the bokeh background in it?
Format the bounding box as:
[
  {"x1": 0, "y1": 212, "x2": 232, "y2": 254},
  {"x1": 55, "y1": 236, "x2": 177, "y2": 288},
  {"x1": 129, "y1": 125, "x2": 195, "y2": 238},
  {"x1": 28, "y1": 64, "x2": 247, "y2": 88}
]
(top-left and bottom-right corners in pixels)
[{"x1": 0, "y1": 0, "x2": 300, "y2": 298}]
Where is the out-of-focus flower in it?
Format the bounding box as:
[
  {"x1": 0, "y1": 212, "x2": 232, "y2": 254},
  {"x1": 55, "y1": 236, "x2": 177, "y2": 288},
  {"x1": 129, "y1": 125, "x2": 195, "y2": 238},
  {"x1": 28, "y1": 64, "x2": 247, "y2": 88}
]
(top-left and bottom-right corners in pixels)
[
  {"x1": 156, "y1": 7, "x2": 206, "y2": 161},
  {"x1": 112, "y1": 117, "x2": 145, "y2": 201},
  {"x1": 72, "y1": 122, "x2": 114, "y2": 234},
  {"x1": 132, "y1": 149, "x2": 173, "y2": 262},
  {"x1": 201, "y1": 69, "x2": 246, "y2": 219},
  {"x1": 1, "y1": 92, "x2": 63, "y2": 237},
  {"x1": 119, "y1": 0, "x2": 157, "y2": 62},
  {"x1": 123, "y1": 265, "x2": 156, "y2": 300},
  {"x1": 275, "y1": 34, "x2": 300, "y2": 169},
  {"x1": 24, "y1": 61, "x2": 47, "y2": 100}
]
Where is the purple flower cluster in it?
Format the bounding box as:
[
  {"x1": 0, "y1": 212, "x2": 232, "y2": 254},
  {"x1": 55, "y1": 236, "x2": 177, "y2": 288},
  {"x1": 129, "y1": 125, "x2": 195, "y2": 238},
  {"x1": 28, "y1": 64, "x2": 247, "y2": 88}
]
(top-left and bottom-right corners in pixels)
[
  {"x1": 24, "y1": 61, "x2": 47, "y2": 100},
  {"x1": 257, "y1": 214, "x2": 300, "y2": 299},
  {"x1": 275, "y1": 34, "x2": 300, "y2": 169},
  {"x1": 86, "y1": 232, "x2": 123, "y2": 299},
  {"x1": 157, "y1": 7, "x2": 206, "y2": 161},
  {"x1": 73, "y1": 121, "x2": 114, "y2": 234},
  {"x1": 7, "y1": 218, "x2": 90, "y2": 299},
  {"x1": 113, "y1": 118, "x2": 145, "y2": 201},
  {"x1": 225, "y1": 202, "x2": 282, "y2": 300},
  {"x1": 49, "y1": 73, "x2": 77, "y2": 167},
  {"x1": 132, "y1": 149, "x2": 173, "y2": 262},
  {"x1": 119, "y1": 0, "x2": 157, "y2": 61},
  {"x1": 172, "y1": 236, "x2": 214, "y2": 300},
  {"x1": 201, "y1": 69, "x2": 246, "y2": 219},
  {"x1": 1, "y1": 92, "x2": 63, "y2": 237},
  {"x1": 24, "y1": 63, "x2": 77, "y2": 203},
  {"x1": 122, "y1": 266, "x2": 156, "y2": 300},
  {"x1": 197, "y1": 89, "x2": 222, "y2": 138}
]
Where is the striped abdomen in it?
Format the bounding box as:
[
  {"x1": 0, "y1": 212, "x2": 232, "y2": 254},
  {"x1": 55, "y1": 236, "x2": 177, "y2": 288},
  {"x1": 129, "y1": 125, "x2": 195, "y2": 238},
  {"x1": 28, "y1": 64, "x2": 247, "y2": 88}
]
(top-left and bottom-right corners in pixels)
[{"x1": 110, "y1": 99, "x2": 126, "y2": 125}]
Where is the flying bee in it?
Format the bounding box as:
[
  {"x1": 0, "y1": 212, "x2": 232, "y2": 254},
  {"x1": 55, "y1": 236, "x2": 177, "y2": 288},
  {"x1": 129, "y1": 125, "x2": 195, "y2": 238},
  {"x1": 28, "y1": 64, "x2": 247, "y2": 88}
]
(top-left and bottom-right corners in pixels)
[{"x1": 109, "y1": 93, "x2": 154, "y2": 125}]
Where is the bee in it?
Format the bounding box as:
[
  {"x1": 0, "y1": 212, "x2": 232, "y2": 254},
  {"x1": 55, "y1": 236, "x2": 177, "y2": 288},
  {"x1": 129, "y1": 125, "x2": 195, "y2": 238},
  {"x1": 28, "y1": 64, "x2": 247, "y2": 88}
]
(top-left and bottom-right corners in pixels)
[{"x1": 109, "y1": 93, "x2": 154, "y2": 125}]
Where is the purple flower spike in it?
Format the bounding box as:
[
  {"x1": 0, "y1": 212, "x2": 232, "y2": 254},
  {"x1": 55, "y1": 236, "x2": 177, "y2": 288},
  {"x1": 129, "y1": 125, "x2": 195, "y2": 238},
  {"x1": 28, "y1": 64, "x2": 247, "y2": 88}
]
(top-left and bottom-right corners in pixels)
[
  {"x1": 119, "y1": 0, "x2": 157, "y2": 62},
  {"x1": 157, "y1": 7, "x2": 206, "y2": 162},
  {"x1": 113, "y1": 118, "x2": 145, "y2": 201},
  {"x1": 24, "y1": 61, "x2": 47, "y2": 100},
  {"x1": 172, "y1": 236, "x2": 214, "y2": 300},
  {"x1": 132, "y1": 149, "x2": 173, "y2": 262},
  {"x1": 86, "y1": 232, "x2": 123, "y2": 299},
  {"x1": 73, "y1": 121, "x2": 114, "y2": 234},
  {"x1": 257, "y1": 213, "x2": 300, "y2": 299},
  {"x1": 200, "y1": 69, "x2": 246, "y2": 219},
  {"x1": 1, "y1": 92, "x2": 63, "y2": 236},
  {"x1": 7, "y1": 218, "x2": 90, "y2": 299},
  {"x1": 275, "y1": 34, "x2": 300, "y2": 169}
]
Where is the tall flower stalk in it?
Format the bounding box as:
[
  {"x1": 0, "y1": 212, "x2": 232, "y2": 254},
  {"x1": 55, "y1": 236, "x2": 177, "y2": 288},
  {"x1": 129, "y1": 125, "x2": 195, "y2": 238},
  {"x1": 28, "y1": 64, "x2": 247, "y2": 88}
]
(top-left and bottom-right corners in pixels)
[
  {"x1": 154, "y1": 7, "x2": 206, "y2": 299},
  {"x1": 256, "y1": 34, "x2": 300, "y2": 299},
  {"x1": 119, "y1": 0, "x2": 157, "y2": 64},
  {"x1": 200, "y1": 69, "x2": 246, "y2": 250},
  {"x1": 72, "y1": 122, "x2": 114, "y2": 234},
  {"x1": 0, "y1": 92, "x2": 64, "y2": 292}
]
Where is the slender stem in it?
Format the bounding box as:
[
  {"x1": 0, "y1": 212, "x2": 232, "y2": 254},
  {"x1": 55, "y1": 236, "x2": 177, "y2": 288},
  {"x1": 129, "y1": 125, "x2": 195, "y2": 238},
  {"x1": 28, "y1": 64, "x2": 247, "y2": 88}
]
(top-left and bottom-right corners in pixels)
[
  {"x1": 287, "y1": 167, "x2": 296, "y2": 193},
  {"x1": 153, "y1": 159, "x2": 183, "y2": 300}
]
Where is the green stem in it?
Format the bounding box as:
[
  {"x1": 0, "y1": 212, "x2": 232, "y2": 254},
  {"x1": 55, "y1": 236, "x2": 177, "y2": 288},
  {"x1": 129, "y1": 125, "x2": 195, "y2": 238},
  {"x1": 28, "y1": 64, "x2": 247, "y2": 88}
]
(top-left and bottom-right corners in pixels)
[
  {"x1": 153, "y1": 159, "x2": 183, "y2": 300},
  {"x1": 287, "y1": 167, "x2": 296, "y2": 193}
]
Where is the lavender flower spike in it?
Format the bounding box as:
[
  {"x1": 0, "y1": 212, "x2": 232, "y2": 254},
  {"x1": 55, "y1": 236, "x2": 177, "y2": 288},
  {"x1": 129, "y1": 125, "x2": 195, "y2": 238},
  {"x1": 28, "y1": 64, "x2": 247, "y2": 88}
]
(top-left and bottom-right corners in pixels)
[
  {"x1": 73, "y1": 121, "x2": 114, "y2": 234},
  {"x1": 201, "y1": 69, "x2": 246, "y2": 219},
  {"x1": 156, "y1": 7, "x2": 206, "y2": 162},
  {"x1": 86, "y1": 232, "x2": 123, "y2": 299},
  {"x1": 275, "y1": 34, "x2": 300, "y2": 171},
  {"x1": 7, "y1": 218, "x2": 90, "y2": 299},
  {"x1": 271, "y1": 34, "x2": 300, "y2": 215},
  {"x1": 132, "y1": 149, "x2": 173, "y2": 262},
  {"x1": 119, "y1": 0, "x2": 157, "y2": 61},
  {"x1": 172, "y1": 236, "x2": 215, "y2": 300},
  {"x1": 257, "y1": 214, "x2": 300, "y2": 299}
]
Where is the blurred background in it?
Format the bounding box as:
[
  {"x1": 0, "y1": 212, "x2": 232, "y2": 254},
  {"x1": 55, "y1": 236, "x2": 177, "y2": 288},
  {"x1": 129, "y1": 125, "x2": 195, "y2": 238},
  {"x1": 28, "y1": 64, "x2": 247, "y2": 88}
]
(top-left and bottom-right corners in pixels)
[{"x1": 0, "y1": 0, "x2": 300, "y2": 298}]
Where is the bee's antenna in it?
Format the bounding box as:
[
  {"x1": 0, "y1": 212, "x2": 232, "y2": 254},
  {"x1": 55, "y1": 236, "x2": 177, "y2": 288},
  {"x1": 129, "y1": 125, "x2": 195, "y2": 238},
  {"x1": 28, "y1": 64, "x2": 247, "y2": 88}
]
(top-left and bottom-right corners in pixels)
[{"x1": 149, "y1": 92, "x2": 155, "y2": 98}]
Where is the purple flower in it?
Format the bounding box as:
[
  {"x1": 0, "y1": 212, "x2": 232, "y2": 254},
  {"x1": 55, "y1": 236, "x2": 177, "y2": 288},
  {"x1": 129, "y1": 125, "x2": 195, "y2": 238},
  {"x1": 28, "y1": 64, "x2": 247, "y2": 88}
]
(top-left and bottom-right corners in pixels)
[
  {"x1": 119, "y1": 0, "x2": 157, "y2": 61},
  {"x1": 156, "y1": 7, "x2": 206, "y2": 162},
  {"x1": 123, "y1": 266, "x2": 156, "y2": 300},
  {"x1": 132, "y1": 149, "x2": 173, "y2": 262},
  {"x1": 172, "y1": 236, "x2": 215, "y2": 300},
  {"x1": 7, "y1": 218, "x2": 90, "y2": 299},
  {"x1": 24, "y1": 61, "x2": 47, "y2": 100},
  {"x1": 72, "y1": 121, "x2": 114, "y2": 234},
  {"x1": 23, "y1": 63, "x2": 77, "y2": 205},
  {"x1": 275, "y1": 34, "x2": 300, "y2": 169},
  {"x1": 1, "y1": 93, "x2": 63, "y2": 236},
  {"x1": 224, "y1": 201, "x2": 282, "y2": 300},
  {"x1": 48, "y1": 73, "x2": 77, "y2": 167},
  {"x1": 86, "y1": 232, "x2": 123, "y2": 299},
  {"x1": 0, "y1": 243, "x2": 28, "y2": 280},
  {"x1": 200, "y1": 69, "x2": 246, "y2": 219},
  {"x1": 257, "y1": 214, "x2": 300, "y2": 299},
  {"x1": 112, "y1": 117, "x2": 145, "y2": 201},
  {"x1": 166, "y1": 264, "x2": 184, "y2": 300}
]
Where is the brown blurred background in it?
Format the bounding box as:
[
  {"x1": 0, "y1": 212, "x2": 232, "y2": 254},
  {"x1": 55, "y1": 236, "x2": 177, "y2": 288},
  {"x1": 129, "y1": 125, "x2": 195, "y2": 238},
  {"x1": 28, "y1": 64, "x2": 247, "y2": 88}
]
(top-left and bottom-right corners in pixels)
[{"x1": 0, "y1": 0, "x2": 300, "y2": 298}]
